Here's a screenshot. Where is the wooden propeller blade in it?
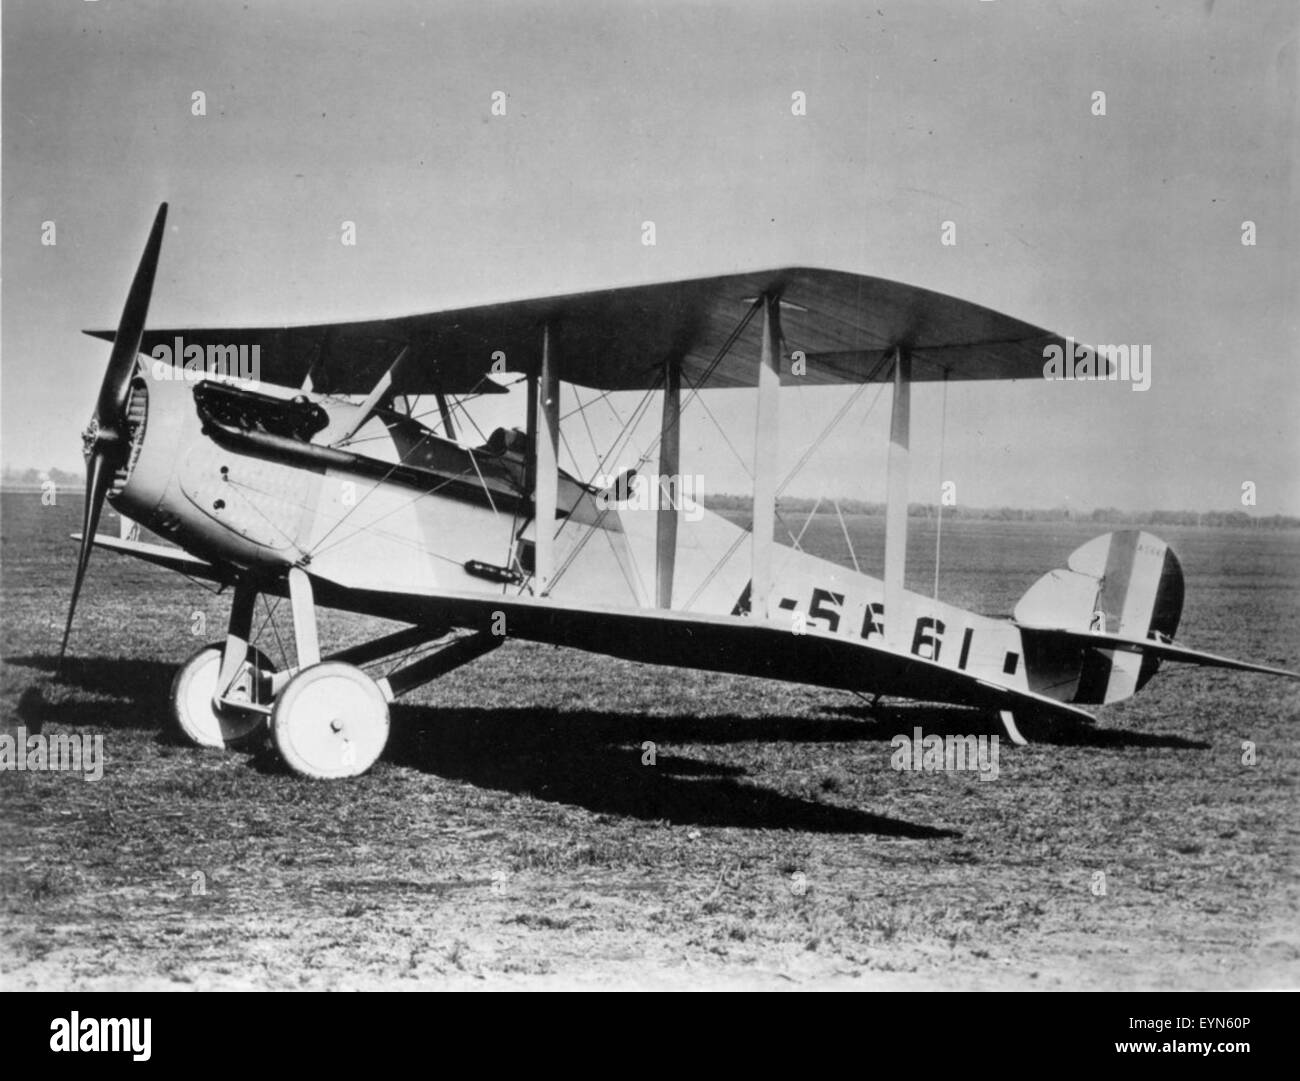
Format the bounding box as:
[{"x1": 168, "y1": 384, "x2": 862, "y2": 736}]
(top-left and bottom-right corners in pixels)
[
  {"x1": 62, "y1": 202, "x2": 168, "y2": 662},
  {"x1": 95, "y1": 202, "x2": 167, "y2": 437},
  {"x1": 59, "y1": 450, "x2": 113, "y2": 661}
]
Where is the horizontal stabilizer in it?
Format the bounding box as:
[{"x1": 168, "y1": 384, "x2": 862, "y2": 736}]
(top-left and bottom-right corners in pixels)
[{"x1": 1017, "y1": 624, "x2": 1299, "y2": 681}]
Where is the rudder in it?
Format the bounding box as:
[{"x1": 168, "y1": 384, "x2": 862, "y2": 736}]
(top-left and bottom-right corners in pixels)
[{"x1": 1015, "y1": 530, "x2": 1184, "y2": 704}]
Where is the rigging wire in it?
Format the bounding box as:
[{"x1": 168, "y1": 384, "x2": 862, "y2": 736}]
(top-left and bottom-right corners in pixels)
[
  {"x1": 570, "y1": 385, "x2": 604, "y2": 480},
  {"x1": 833, "y1": 497, "x2": 860, "y2": 574},
  {"x1": 934, "y1": 368, "x2": 950, "y2": 602},
  {"x1": 547, "y1": 299, "x2": 763, "y2": 591}
]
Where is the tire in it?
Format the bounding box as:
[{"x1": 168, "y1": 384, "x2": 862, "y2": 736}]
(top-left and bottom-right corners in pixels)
[
  {"x1": 171, "y1": 642, "x2": 275, "y2": 749},
  {"x1": 270, "y1": 661, "x2": 390, "y2": 779}
]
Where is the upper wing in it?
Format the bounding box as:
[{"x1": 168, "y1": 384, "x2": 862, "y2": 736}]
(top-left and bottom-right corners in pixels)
[{"x1": 87, "y1": 267, "x2": 1070, "y2": 394}]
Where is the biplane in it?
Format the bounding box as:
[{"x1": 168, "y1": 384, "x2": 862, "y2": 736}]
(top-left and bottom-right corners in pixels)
[{"x1": 59, "y1": 204, "x2": 1297, "y2": 778}]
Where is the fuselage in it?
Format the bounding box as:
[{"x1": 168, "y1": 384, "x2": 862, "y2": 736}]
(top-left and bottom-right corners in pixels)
[{"x1": 108, "y1": 369, "x2": 1079, "y2": 705}]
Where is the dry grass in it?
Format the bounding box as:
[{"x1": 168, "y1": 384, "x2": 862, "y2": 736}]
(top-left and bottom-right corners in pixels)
[{"x1": 1, "y1": 495, "x2": 1297, "y2": 989}]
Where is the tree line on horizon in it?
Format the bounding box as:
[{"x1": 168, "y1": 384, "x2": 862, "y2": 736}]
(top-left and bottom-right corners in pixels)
[
  {"x1": 3, "y1": 467, "x2": 1295, "y2": 529},
  {"x1": 701, "y1": 492, "x2": 1300, "y2": 529}
]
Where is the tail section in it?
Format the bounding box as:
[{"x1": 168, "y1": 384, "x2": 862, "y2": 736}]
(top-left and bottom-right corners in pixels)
[{"x1": 1015, "y1": 530, "x2": 1184, "y2": 704}]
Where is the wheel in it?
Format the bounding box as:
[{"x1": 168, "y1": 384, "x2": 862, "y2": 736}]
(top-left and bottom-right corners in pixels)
[
  {"x1": 171, "y1": 642, "x2": 275, "y2": 749},
  {"x1": 270, "y1": 662, "x2": 389, "y2": 779}
]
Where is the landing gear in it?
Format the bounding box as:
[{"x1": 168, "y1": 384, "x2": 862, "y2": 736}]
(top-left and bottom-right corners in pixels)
[
  {"x1": 170, "y1": 567, "x2": 500, "y2": 778},
  {"x1": 170, "y1": 642, "x2": 274, "y2": 748},
  {"x1": 271, "y1": 662, "x2": 390, "y2": 779}
]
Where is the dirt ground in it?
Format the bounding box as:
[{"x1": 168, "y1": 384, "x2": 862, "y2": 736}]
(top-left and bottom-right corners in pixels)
[{"x1": 2, "y1": 496, "x2": 1297, "y2": 990}]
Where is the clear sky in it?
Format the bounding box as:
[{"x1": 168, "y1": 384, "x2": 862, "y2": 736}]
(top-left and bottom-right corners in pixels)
[{"x1": 3, "y1": 0, "x2": 1296, "y2": 514}]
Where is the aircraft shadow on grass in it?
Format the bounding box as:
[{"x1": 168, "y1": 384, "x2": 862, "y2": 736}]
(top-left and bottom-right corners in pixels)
[
  {"x1": 9, "y1": 651, "x2": 1209, "y2": 833},
  {"x1": 372, "y1": 699, "x2": 1206, "y2": 830},
  {"x1": 18, "y1": 652, "x2": 1207, "y2": 752},
  {"x1": 826, "y1": 702, "x2": 1211, "y2": 750},
  {"x1": 11, "y1": 655, "x2": 177, "y2": 734},
  {"x1": 11, "y1": 652, "x2": 954, "y2": 836},
  {"x1": 375, "y1": 702, "x2": 960, "y2": 837}
]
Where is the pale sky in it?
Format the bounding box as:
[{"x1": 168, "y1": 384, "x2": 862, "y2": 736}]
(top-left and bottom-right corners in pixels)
[{"x1": 3, "y1": 0, "x2": 1297, "y2": 514}]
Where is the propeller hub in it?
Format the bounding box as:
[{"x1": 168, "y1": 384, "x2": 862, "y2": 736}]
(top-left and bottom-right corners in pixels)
[
  {"x1": 81, "y1": 418, "x2": 106, "y2": 460},
  {"x1": 81, "y1": 417, "x2": 121, "y2": 461}
]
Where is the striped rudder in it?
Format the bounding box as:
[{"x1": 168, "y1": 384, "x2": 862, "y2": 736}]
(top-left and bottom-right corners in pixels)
[{"x1": 1015, "y1": 531, "x2": 1184, "y2": 704}]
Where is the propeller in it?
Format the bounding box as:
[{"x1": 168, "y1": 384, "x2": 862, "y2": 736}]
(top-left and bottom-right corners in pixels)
[{"x1": 60, "y1": 202, "x2": 168, "y2": 661}]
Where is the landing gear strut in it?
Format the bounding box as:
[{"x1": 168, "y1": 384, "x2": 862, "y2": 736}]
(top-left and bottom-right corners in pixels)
[{"x1": 168, "y1": 567, "x2": 501, "y2": 778}]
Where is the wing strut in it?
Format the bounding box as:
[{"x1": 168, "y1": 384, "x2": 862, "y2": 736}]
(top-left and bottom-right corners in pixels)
[
  {"x1": 933, "y1": 369, "x2": 950, "y2": 600},
  {"x1": 884, "y1": 347, "x2": 910, "y2": 650},
  {"x1": 655, "y1": 355, "x2": 682, "y2": 608},
  {"x1": 334, "y1": 345, "x2": 412, "y2": 445},
  {"x1": 435, "y1": 393, "x2": 457, "y2": 440},
  {"x1": 749, "y1": 294, "x2": 781, "y2": 622},
  {"x1": 302, "y1": 329, "x2": 333, "y2": 393},
  {"x1": 532, "y1": 323, "x2": 560, "y2": 595}
]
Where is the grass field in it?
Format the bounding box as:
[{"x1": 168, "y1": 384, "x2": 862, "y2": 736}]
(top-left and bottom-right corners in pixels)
[{"x1": 2, "y1": 492, "x2": 1297, "y2": 989}]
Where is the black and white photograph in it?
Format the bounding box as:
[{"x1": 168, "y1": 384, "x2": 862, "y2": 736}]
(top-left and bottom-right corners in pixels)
[{"x1": 1, "y1": 0, "x2": 1296, "y2": 1008}]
